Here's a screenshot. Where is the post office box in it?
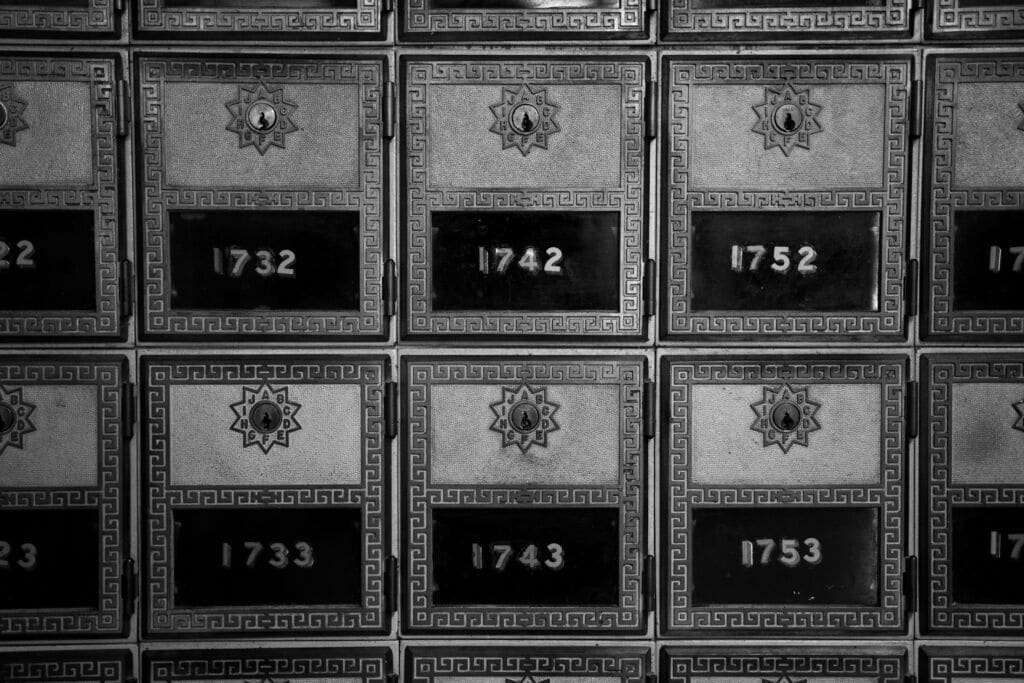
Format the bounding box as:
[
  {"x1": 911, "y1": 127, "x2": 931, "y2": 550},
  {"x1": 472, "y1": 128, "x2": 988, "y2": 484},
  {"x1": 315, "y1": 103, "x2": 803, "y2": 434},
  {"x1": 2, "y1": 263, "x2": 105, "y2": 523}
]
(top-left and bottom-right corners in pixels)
[
  {"x1": 0, "y1": 355, "x2": 130, "y2": 639},
  {"x1": 928, "y1": 1, "x2": 1024, "y2": 39},
  {"x1": 141, "y1": 355, "x2": 391, "y2": 637},
  {"x1": 923, "y1": 54, "x2": 1024, "y2": 341},
  {"x1": 0, "y1": 2, "x2": 120, "y2": 37},
  {"x1": 144, "y1": 648, "x2": 391, "y2": 683},
  {"x1": 922, "y1": 648, "x2": 1024, "y2": 683},
  {"x1": 401, "y1": 56, "x2": 650, "y2": 341},
  {"x1": 921, "y1": 354, "x2": 1024, "y2": 634},
  {"x1": 661, "y1": 55, "x2": 912, "y2": 342},
  {"x1": 135, "y1": 55, "x2": 389, "y2": 341},
  {"x1": 0, "y1": 53, "x2": 126, "y2": 341},
  {"x1": 399, "y1": 1, "x2": 648, "y2": 42},
  {"x1": 405, "y1": 648, "x2": 650, "y2": 683},
  {"x1": 0, "y1": 650, "x2": 133, "y2": 682},
  {"x1": 660, "y1": 354, "x2": 909, "y2": 635},
  {"x1": 401, "y1": 354, "x2": 649, "y2": 633},
  {"x1": 662, "y1": 648, "x2": 906, "y2": 683},
  {"x1": 662, "y1": 0, "x2": 910, "y2": 42},
  {"x1": 135, "y1": 0, "x2": 384, "y2": 40}
]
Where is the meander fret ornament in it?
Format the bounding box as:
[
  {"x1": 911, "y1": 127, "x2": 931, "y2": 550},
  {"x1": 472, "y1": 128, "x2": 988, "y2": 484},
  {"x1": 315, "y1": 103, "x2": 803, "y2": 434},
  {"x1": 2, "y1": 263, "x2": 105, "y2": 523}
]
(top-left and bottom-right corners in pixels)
[
  {"x1": 226, "y1": 80, "x2": 299, "y2": 156},
  {"x1": 0, "y1": 384, "x2": 34, "y2": 456}
]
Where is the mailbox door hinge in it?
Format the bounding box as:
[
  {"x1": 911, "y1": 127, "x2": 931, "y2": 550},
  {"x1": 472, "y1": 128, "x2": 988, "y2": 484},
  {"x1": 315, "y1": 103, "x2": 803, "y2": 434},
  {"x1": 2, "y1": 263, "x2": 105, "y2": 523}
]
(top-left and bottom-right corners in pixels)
[
  {"x1": 383, "y1": 258, "x2": 397, "y2": 318},
  {"x1": 643, "y1": 258, "x2": 656, "y2": 318},
  {"x1": 910, "y1": 79, "x2": 922, "y2": 139},
  {"x1": 645, "y1": 80, "x2": 658, "y2": 140},
  {"x1": 383, "y1": 80, "x2": 396, "y2": 140},
  {"x1": 114, "y1": 0, "x2": 125, "y2": 12},
  {"x1": 642, "y1": 554, "x2": 656, "y2": 613},
  {"x1": 908, "y1": 0, "x2": 923, "y2": 13},
  {"x1": 906, "y1": 380, "x2": 919, "y2": 441},
  {"x1": 384, "y1": 380, "x2": 398, "y2": 440},
  {"x1": 643, "y1": 379, "x2": 655, "y2": 440},
  {"x1": 120, "y1": 259, "x2": 134, "y2": 321},
  {"x1": 382, "y1": 0, "x2": 394, "y2": 13},
  {"x1": 905, "y1": 258, "x2": 919, "y2": 320},
  {"x1": 384, "y1": 555, "x2": 399, "y2": 616},
  {"x1": 122, "y1": 556, "x2": 138, "y2": 618},
  {"x1": 121, "y1": 379, "x2": 136, "y2": 442},
  {"x1": 903, "y1": 555, "x2": 918, "y2": 614},
  {"x1": 116, "y1": 78, "x2": 130, "y2": 138}
]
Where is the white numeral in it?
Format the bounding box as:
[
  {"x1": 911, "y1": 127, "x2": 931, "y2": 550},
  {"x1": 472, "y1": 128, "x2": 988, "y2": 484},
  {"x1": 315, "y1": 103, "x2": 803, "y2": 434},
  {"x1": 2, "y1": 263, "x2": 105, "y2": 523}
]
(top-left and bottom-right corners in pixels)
[
  {"x1": 731, "y1": 244, "x2": 816, "y2": 275},
  {"x1": 987, "y1": 246, "x2": 1024, "y2": 273},
  {"x1": 0, "y1": 240, "x2": 35, "y2": 271},
  {"x1": 212, "y1": 247, "x2": 297, "y2": 278},
  {"x1": 478, "y1": 246, "x2": 564, "y2": 275},
  {"x1": 221, "y1": 541, "x2": 315, "y2": 569},
  {"x1": 492, "y1": 543, "x2": 514, "y2": 571},
  {"x1": 742, "y1": 537, "x2": 822, "y2": 567},
  {"x1": 474, "y1": 542, "x2": 566, "y2": 572},
  {"x1": 544, "y1": 247, "x2": 563, "y2": 274},
  {"x1": 0, "y1": 540, "x2": 38, "y2": 571}
]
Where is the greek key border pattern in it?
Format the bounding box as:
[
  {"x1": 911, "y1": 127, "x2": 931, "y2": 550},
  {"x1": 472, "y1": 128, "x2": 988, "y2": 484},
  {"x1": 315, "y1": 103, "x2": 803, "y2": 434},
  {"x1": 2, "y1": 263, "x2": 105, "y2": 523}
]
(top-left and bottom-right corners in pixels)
[
  {"x1": 402, "y1": 0, "x2": 644, "y2": 34},
  {"x1": 0, "y1": 1, "x2": 114, "y2": 33},
  {"x1": 0, "y1": 358, "x2": 125, "y2": 638},
  {"x1": 403, "y1": 59, "x2": 645, "y2": 337},
  {"x1": 147, "y1": 649, "x2": 388, "y2": 682},
  {"x1": 0, "y1": 56, "x2": 120, "y2": 339},
  {"x1": 667, "y1": 0, "x2": 907, "y2": 35},
  {"x1": 926, "y1": 57, "x2": 1024, "y2": 338},
  {"x1": 925, "y1": 650, "x2": 1024, "y2": 679},
  {"x1": 934, "y1": 0, "x2": 1024, "y2": 32},
  {"x1": 137, "y1": 58, "x2": 385, "y2": 338},
  {"x1": 925, "y1": 356, "x2": 1024, "y2": 632},
  {"x1": 403, "y1": 357, "x2": 645, "y2": 631},
  {"x1": 138, "y1": 0, "x2": 380, "y2": 33},
  {"x1": 665, "y1": 651, "x2": 903, "y2": 680},
  {"x1": 143, "y1": 356, "x2": 387, "y2": 635},
  {"x1": 408, "y1": 650, "x2": 646, "y2": 681},
  {"x1": 1, "y1": 652, "x2": 128, "y2": 681},
  {"x1": 662, "y1": 357, "x2": 906, "y2": 633},
  {"x1": 664, "y1": 59, "x2": 908, "y2": 339}
]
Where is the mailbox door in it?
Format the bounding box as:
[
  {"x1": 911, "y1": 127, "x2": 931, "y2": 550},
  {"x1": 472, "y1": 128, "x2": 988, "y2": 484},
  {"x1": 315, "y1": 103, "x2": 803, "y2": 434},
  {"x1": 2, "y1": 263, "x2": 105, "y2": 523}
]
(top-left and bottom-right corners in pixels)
[
  {"x1": 141, "y1": 355, "x2": 389, "y2": 637},
  {"x1": 136, "y1": 55, "x2": 388, "y2": 341},
  {"x1": 0, "y1": 54, "x2": 124, "y2": 341},
  {"x1": 929, "y1": 2, "x2": 1024, "y2": 39},
  {"x1": 663, "y1": 0, "x2": 910, "y2": 41},
  {"x1": 399, "y1": 1, "x2": 647, "y2": 42},
  {"x1": 144, "y1": 648, "x2": 391, "y2": 683},
  {"x1": 135, "y1": 1, "x2": 383, "y2": 39},
  {"x1": 0, "y1": 2, "x2": 119, "y2": 37},
  {"x1": 0, "y1": 355, "x2": 128, "y2": 639},
  {"x1": 405, "y1": 648, "x2": 649, "y2": 683},
  {"x1": 402, "y1": 355, "x2": 646, "y2": 633},
  {"x1": 923, "y1": 54, "x2": 1024, "y2": 341},
  {"x1": 661, "y1": 55, "x2": 910, "y2": 342},
  {"x1": 662, "y1": 648, "x2": 906, "y2": 683},
  {"x1": 1, "y1": 650, "x2": 133, "y2": 682},
  {"x1": 661, "y1": 355, "x2": 908, "y2": 636},
  {"x1": 401, "y1": 56, "x2": 648, "y2": 340},
  {"x1": 922, "y1": 354, "x2": 1024, "y2": 634}
]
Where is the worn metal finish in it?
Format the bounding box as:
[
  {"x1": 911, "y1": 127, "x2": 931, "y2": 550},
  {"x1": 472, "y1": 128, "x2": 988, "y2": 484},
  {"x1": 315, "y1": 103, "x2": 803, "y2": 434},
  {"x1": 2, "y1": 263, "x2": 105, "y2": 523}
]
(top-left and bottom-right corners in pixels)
[
  {"x1": 662, "y1": 648, "x2": 907, "y2": 683},
  {"x1": 0, "y1": 650, "x2": 133, "y2": 682},
  {"x1": 143, "y1": 647, "x2": 391, "y2": 683}
]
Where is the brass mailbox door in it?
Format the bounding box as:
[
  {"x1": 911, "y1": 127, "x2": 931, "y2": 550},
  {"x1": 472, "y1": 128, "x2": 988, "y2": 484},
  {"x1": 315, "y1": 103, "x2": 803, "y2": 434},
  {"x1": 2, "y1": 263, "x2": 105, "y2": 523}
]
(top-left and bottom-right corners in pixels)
[
  {"x1": 399, "y1": 1, "x2": 647, "y2": 42},
  {"x1": 0, "y1": 2, "x2": 119, "y2": 37},
  {"x1": 661, "y1": 55, "x2": 911, "y2": 342},
  {"x1": 0, "y1": 54, "x2": 125, "y2": 341},
  {"x1": 135, "y1": 0, "x2": 383, "y2": 39},
  {"x1": 928, "y1": 2, "x2": 1024, "y2": 39},
  {"x1": 405, "y1": 648, "x2": 649, "y2": 683},
  {"x1": 923, "y1": 54, "x2": 1024, "y2": 341},
  {"x1": 922, "y1": 649, "x2": 1024, "y2": 683},
  {"x1": 0, "y1": 355, "x2": 129, "y2": 639},
  {"x1": 144, "y1": 648, "x2": 391, "y2": 683},
  {"x1": 661, "y1": 354, "x2": 908, "y2": 636},
  {"x1": 401, "y1": 56, "x2": 648, "y2": 340},
  {"x1": 0, "y1": 650, "x2": 133, "y2": 682},
  {"x1": 401, "y1": 355, "x2": 647, "y2": 633},
  {"x1": 662, "y1": 0, "x2": 910, "y2": 42},
  {"x1": 141, "y1": 355, "x2": 389, "y2": 637},
  {"x1": 136, "y1": 55, "x2": 388, "y2": 341},
  {"x1": 662, "y1": 648, "x2": 906, "y2": 683},
  {"x1": 922, "y1": 354, "x2": 1024, "y2": 635}
]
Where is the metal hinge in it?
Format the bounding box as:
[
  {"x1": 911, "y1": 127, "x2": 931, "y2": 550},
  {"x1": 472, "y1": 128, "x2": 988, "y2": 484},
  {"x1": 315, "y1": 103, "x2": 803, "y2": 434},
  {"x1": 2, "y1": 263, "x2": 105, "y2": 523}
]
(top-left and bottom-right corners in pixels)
[
  {"x1": 905, "y1": 675, "x2": 916, "y2": 683},
  {"x1": 645, "y1": 80, "x2": 658, "y2": 140},
  {"x1": 120, "y1": 259, "x2": 134, "y2": 321},
  {"x1": 643, "y1": 379, "x2": 655, "y2": 440},
  {"x1": 383, "y1": 80, "x2": 396, "y2": 140},
  {"x1": 122, "y1": 556, "x2": 137, "y2": 618},
  {"x1": 910, "y1": 79, "x2": 922, "y2": 139},
  {"x1": 908, "y1": 0, "x2": 923, "y2": 12},
  {"x1": 643, "y1": 258, "x2": 656, "y2": 318},
  {"x1": 121, "y1": 380, "x2": 136, "y2": 442},
  {"x1": 381, "y1": 0, "x2": 394, "y2": 13},
  {"x1": 385, "y1": 380, "x2": 398, "y2": 440},
  {"x1": 116, "y1": 78, "x2": 130, "y2": 138},
  {"x1": 905, "y1": 258, "x2": 919, "y2": 320},
  {"x1": 642, "y1": 554, "x2": 656, "y2": 613},
  {"x1": 903, "y1": 555, "x2": 918, "y2": 614},
  {"x1": 383, "y1": 259, "x2": 397, "y2": 317},
  {"x1": 384, "y1": 555, "x2": 399, "y2": 616},
  {"x1": 114, "y1": 0, "x2": 125, "y2": 13},
  {"x1": 906, "y1": 380, "x2": 919, "y2": 441}
]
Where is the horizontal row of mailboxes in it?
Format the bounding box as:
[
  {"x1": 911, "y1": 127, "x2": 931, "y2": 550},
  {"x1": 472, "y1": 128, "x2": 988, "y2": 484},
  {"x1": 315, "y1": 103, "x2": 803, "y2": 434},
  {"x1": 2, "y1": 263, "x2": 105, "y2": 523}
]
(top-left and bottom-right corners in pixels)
[
  {"x1": 3, "y1": 51, "x2": 1023, "y2": 342},
  {"x1": 3, "y1": 352, "x2": 1024, "y2": 637},
  {"x1": 4, "y1": 647, "x2": 1024, "y2": 683},
  {"x1": 6, "y1": 0, "x2": 1024, "y2": 41}
]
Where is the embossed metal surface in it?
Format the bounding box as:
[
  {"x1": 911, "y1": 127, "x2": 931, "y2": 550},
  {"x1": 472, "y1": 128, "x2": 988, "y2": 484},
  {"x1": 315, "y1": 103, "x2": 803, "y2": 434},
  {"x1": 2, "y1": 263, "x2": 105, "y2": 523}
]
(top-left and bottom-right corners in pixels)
[
  {"x1": 0, "y1": 355, "x2": 128, "y2": 639},
  {"x1": 661, "y1": 354, "x2": 907, "y2": 635},
  {"x1": 662, "y1": 648, "x2": 906, "y2": 683},
  {"x1": 143, "y1": 647, "x2": 390, "y2": 683},
  {"x1": 402, "y1": 355, "x2": 646, "y2": 632},
  {"x1": 922, "y1": 648, "x2": 1024, "y2": 683},
  {"x1": 135, "y1": 55, "x2": 387, "y2": 340},
  {"x1": 405, "y1": 647, "x2": 649, "y2": 683},
  {"x1": 0, "y1": 650, "x2": 133, "y2": 682},
  {"x1": 136, "y1": 0, "x2": 383, "y2": 38},
  {"x1": 141, "y1": 355, "x2": 389, "y2": 637},
  {"x1": 0, "y1": 1, "x2": 119, "y2": 36},
  {"x1": 930, "y1": 0, "x2": 1024, "y2": 39}
]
